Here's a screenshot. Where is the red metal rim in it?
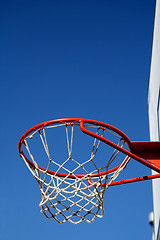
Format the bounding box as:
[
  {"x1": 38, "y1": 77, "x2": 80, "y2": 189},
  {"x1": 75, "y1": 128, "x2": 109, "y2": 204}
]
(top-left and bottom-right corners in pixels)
[{"x1": 18, "y1": 118, "x2": 132, "y2": 178}]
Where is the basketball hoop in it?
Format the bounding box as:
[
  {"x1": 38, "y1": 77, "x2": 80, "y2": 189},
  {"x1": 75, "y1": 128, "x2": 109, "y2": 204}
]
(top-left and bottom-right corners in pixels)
[{"x1": 18, "y1": 118, "x2": 160, "y2": 224}]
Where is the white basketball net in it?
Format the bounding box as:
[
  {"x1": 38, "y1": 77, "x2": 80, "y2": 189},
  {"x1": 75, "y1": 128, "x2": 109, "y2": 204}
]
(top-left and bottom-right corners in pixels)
[{"x1": 20, "y1": 122, "x2": 130, "y2": 224}]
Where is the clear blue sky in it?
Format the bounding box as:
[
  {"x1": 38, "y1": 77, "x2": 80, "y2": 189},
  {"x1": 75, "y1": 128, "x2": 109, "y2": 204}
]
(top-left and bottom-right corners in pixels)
[{"x1": 0, "y1": 0, "x2": 156, "y2": 239}]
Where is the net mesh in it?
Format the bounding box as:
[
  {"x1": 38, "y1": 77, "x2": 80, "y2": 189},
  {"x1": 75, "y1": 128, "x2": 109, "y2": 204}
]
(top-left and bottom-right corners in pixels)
[{"x1": 20, "y1": 122, "x2": 130, "y2": 224}]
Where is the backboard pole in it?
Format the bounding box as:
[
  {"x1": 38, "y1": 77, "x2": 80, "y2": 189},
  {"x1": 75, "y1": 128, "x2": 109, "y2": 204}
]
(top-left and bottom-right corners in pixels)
[{"x1": 148, "y1": 0, "x2": 160, "y2": 239}]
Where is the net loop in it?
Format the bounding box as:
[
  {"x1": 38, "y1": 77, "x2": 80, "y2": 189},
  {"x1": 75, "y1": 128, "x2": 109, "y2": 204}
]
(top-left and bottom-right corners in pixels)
[{"x1": 19, "y1": 120, "x2": 131, "y2": 224}]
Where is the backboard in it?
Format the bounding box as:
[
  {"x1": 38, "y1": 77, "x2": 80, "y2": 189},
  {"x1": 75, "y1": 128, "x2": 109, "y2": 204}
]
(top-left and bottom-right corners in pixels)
[{"x1": 148, "y1": 0, "x2": 160, "y2": 239}]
